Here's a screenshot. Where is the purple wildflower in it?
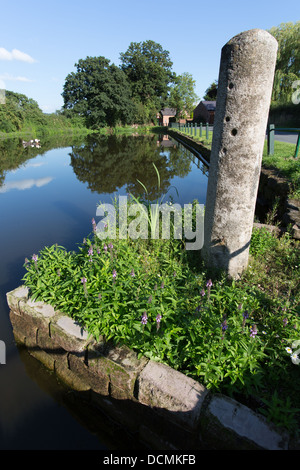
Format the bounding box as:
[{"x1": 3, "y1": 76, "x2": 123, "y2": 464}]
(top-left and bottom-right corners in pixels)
[
  {"x1": 92, "y1": 218, "x2": 96, "y2": 232},
  {"x1": 148, "y1": 295, "x2": 152, "y2": 303},
  {"x1": 206, "y1": 279, "x2": 212, "y2": 299},
  {"x1": 88, "y1": 247, "x2": 93, "y2": 257},
  {"x1": 161, "y1": 282, "x2": 165, "y2": 289},
  {"x1": 130, "y1": 269, "x2": 135, "y2": 277},
  {"x1": 108, "y1": 243, "x2": 113, "y2": 250},
  {"x1": 221, "y1": 319, "x2": 228, "y2": 331},
  {"x1": 283, "y1": 318, "x2": 288, "y2": 327},
  {"x1": 112, "y1": 269, "x2": 117, "y2": 278},
  {"x1": 156, "y1": 314, "x2": 162, "y2": 330},
  {"x1": 103, "y1": 244, "x2": 108, "y2": 252},
  {"x1": 32, "y1": 254, "x2": 38, "y2": 270},
  {"x1": 81, "y1": 277, "x2": 88, "y2": 297},
  {"x1": 250, "y1": 325, "x2": 258, "y2": 338},
  {"x1": 141, "y1": 312, "x2": 148, "y2": 325},
  {"x1": 242, "y1": 311, "x2": 249, "y2": 329},
  {"x1": 200, "y1": 289, "x2": 205, "y2": 297}
]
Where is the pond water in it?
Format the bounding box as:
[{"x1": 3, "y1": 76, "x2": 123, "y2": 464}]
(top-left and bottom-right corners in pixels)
[{"x1": 0, "y1": 132, "x2": 208, "y2": 450}]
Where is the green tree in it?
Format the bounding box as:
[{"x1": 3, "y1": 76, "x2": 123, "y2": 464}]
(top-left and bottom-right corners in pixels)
[
  {"x1": 62, "y1": 56, "x2": 136, "y2": 128},
  {"x1": 120, "y1": 40, "x2": 175, "y2": 111},
  {"x1": 0, "y1": 90, "x2": 46, "y2": 133},
  {"x1": 168, "y1": 72, "x2": 199, "y2": 118},
  {"x1": 203, "y1": 80, "x2": 218, "y2": 101},
  {"x1": 269, "y1": 21, "x2": 300, "y2": 103}
]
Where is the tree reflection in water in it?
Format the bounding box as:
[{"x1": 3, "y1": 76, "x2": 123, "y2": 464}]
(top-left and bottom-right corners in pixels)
[{"x1": 69, "y1": 134, "x2": 193, "y2": 201}]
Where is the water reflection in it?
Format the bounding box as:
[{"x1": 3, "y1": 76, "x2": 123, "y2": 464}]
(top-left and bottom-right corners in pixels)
[
  {"x1": 0, "y1": 131, "x2": 208, "y2": 450},
  {"x1": 69, "y1": 133, "x2": 194, "y2": 200}
]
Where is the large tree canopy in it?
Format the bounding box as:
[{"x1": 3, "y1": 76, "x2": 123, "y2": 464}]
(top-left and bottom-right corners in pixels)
[
  {"x1": 203, "y1": 80, "x2": 218, "y2": 101},
  {"x1": 269, "y1": 21, "x2": 300, "y2": 103},
  {"x1": 168, "y1": 72, "x2": 199, "y2": 118},
  {"x1": 0, "y1": 90, "x2": 46, "y2": 133},
  {"x1": 62, "y1": 56, "x2": 136, "y2": 128},
  {"x1": 120, "y1": 40, "x2": 175, "y2": 109}
]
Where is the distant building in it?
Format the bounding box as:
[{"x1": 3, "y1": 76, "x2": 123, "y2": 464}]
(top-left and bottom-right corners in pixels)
[
  {"x1": 157, "y1": 108, "x2": 177, "y2": 126},
  {"x1": 193, "y1": 101, "x2": 216, "y2": 124}
]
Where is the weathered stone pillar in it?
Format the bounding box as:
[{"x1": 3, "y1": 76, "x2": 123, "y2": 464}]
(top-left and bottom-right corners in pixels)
[{"x1": 201, "y1": 29, "x2": 278, "y2": 279}]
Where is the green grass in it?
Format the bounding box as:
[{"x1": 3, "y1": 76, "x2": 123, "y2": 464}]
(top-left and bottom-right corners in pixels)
[
  {"x1": 176, "y1": 127, "x2": 213, "y2": 148},
  {"x1": 176, "y1": 128, "x2": 300, "y2": 199},
  {"x1": 22, "y1": 198, "x2": 300, "y2": 436},
  {"x1": 262, "y1": 140, "x2": 300, "y2": 199}
]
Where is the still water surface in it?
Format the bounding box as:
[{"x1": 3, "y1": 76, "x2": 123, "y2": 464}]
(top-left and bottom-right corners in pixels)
[{"x1": 0, "y1": 132, "x2": 208, "y2": 449}]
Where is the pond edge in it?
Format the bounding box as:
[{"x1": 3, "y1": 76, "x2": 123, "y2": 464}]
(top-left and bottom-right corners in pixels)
[{"x1": 6, "y1": 285, "x2": 298, "y2": 450}]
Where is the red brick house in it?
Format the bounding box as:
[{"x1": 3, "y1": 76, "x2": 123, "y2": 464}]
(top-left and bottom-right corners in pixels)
[
  {"x1": 193, "y1": 101, "x2": 216, "y2": 124},
  {"x1": 157, "y1": 108, "x2": 177, "y2": 126}
]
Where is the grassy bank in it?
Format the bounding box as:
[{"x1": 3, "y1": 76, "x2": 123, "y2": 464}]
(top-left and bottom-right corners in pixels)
[{"x1": 173, "y1": 127, "x2": 299, "y2": 199}]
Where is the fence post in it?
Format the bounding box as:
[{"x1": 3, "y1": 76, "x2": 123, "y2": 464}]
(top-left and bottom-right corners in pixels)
[
  {"x1": 268, "y1": 124, "x2": 275, "y2": 155},
  {"x1": 200, "y1": 123, "x2": 202, "y2": 137},
  {"x1": 206, "y1": 123, "x2": 209, "y2": 140},
  {"x1": 295, "y1": 132, "x2": 300, "y2": 158},
  {"x1": 201, "y1": 29, "x2": 278, "y2": 279}
]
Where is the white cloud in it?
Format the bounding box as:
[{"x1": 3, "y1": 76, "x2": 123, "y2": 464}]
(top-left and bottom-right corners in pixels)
[
  {"x1": 0, "y1": 47, "x2": 36, "y2": 63},
  {"x1": 0, "y1": 73, "x2": 34, "y2": 82},
  {"x1": 0, "y1": 177, "x2": 53, "y2": 193}
]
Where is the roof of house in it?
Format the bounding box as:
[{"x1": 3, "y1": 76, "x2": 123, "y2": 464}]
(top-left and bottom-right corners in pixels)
[
  {"x1": 160, "y1": 108, "x2": 177, "y2": 116},
  {"x1": 201, "y1": 101, "x2": 216, "y2": 111}
]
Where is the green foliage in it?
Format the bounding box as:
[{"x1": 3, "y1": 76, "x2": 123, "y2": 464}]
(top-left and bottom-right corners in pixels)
[
  {"x1": 203, "y1": 80, "x2": 218, "y2": 101},
  {"x1": 168, "y1": 72, "x2": 199, "y2": 118},
  {"x1": 62, "y1": 56, "x2": 136, "y2": 128},
  {"x1": 269, "y1": 21, "x2": 300, "y2": 104},
  {"x1": 22, "y1": 199, "x2": 300, "y2": 434},
  {"x1": 120, "y1": 40, "x2": 175, "y2": 110},
  {"x1": 0, "y1": 90, "x2": 88, "y2": 137}
]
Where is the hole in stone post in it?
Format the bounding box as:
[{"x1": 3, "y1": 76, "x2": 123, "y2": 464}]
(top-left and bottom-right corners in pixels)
[
  {"x1": 225, "y1": 116, "x2": 230, "y2": 122},
  {"x1": 231, "y1": 129, "x2": 237, "y2": 136},
  {"x1": 228, "y1": 82, "x2": 234, "y2": 89}
]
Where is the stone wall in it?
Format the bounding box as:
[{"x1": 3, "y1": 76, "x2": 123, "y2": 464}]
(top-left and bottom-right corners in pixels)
[{"x1": 7, "y1": 285, "x2": 297, "y2": 450}]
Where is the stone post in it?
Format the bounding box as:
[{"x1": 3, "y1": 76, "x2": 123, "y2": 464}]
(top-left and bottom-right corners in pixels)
[{"x1": 201, "y1": 29, "x2": 278, "y2": 279}]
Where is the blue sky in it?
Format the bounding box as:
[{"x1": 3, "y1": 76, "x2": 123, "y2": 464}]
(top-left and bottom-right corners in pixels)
[{"x1": 0, "y1": 0, "x2": 299, "y2": 113}]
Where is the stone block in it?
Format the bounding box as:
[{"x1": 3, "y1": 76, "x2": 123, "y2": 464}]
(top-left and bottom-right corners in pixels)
[
  {"x1": 138, "y1": 360, "x2": 208, "y2": 431},
  {"x1": 29, "y1": 347, "x2": 55, "y2": 371},
  {"x1": 68, "y1": 351, "x2": 109, "y2": 396},
  {"x1": 17, "y1": 298, "x2": 55, "y2": 335},
  {"x1": 50, "y1": 314, "x2": 91, "y2": 353},
  {"x1": 200, "y1": 393, "x2": 289, "y2": 450},
  {"x1": 9, "y1": 310, "x2": 37, "y2": 348},
  {"x1": 6, "y1": 285, "x2": 29, "y2": 314},
  {"x1": 87, "y1": 342, "x2": 148, "y2": 398},
  {"x1": 54, "y1": 350, "x2": 91, "y2": 393}
]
